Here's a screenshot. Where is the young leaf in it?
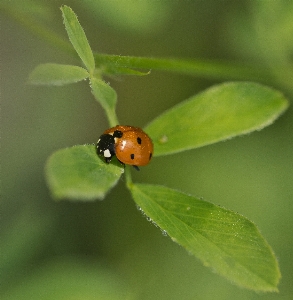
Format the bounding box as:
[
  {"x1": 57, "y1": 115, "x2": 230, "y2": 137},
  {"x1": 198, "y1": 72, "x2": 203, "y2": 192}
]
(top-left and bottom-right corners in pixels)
[
  {"x1": 61, "y1": 5, "x2": 95, "y2": 72},
  {"x1": 130, "y1": 183, "x2": 281, "y2": 292},
  {"x1": 45, "y1": 145, "x2": 123, "y2": 201},
  {"x1": 90, "y1": 77, "x2": 118, "y2": 126},
  {"x1": 104, "y1": 66, "x2": 150, "y2": 76},
  {"x1": 144, "y1": 82, "x2": 289, "y2": 156},
  {"x1": 28, "y1": 63, "x2": 89, "y2": 85},
  {"x1": 90, "y1": 77, "x2": 117, "y2": 111}
]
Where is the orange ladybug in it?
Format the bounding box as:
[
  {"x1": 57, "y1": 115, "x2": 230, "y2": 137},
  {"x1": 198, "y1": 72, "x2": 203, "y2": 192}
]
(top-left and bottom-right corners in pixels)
[{"x1": 97, "y1": 125, "x2": 153, "y2": 170}]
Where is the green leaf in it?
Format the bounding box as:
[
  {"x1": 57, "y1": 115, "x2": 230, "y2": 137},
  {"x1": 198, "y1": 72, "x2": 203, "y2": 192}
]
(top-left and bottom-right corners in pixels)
[
  {"x1": 45, "y1": 145, "x2": 123, "y2": 201},
  {"x1": 130, "y1": 183, "x2": 281, "y2": 292},
  {"x1": 144, "y1": 82, "x2": 289, "y2": 156},
  {"x1": 28, "y1": 63, "x2": 89, "y2": 85},
  {"x1": 61, "y1": 5, "x2": 95, "y2": 72},
  {"x1": 90, "y1": 77, "x2": 118, "y2": 126},
  {"x1": 90, "y1": 77, "x2": 117, "y2": 111}
]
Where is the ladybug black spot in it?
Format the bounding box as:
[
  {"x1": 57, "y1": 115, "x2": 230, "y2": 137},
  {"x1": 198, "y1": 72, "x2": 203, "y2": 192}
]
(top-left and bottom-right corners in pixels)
[
  {"x1": 149, "y1": 153, "x2": 152, "y2": 160},
  {"x1": 113, "y1": 130, "x2": 123, "y2": 138},
  {"x1": 130, "y1": 154, "x2": 135, "y2": 160},
  {"x1": 137, "y1": 137, "x2": 142, "y2": 144}
]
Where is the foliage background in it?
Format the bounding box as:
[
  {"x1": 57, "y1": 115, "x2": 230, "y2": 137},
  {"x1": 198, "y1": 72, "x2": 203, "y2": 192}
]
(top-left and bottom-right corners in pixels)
[{"x1": 1, "y1": 1, "x2": 293, "y2": 299}]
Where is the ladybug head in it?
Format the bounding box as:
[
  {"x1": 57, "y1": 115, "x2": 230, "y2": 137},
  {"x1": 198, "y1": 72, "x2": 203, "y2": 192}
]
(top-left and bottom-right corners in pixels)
[{"x1": 96, "y1": 134, "x2": 116, "y2": 163}]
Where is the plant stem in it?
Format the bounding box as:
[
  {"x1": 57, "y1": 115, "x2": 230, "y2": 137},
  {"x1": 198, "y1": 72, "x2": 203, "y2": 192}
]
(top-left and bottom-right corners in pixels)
[
  {"x1": 105, "y1": 108, "x2": 119, "y2": 128},
  {"x1": 95, "y1": 54, "x2": 274, "y2": 83},
  {"x1": 124, "y1": 166, "x2": 133, "y2": 190}
]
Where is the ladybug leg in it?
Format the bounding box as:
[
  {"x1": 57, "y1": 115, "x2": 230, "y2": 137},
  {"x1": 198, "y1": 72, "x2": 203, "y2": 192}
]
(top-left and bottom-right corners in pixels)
[
  {"x1": 133, "y1": 165, "x2": 140, "y2": 171},
  {"x1": 105, "y1": 157, "x2": 112, "y2": 164}
]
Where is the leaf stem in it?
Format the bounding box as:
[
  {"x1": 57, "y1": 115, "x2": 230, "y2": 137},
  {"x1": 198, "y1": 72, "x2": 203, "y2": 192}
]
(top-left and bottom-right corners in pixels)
[
  {"x1": 124, "y1": 166, "x2": 133, "y2": 190},
  {"x1": 105, "y1": 108, "x2": 119, "y2": 128},
  {"x1": 95, "y1": 53, "x2": 274, "y2": 83}
]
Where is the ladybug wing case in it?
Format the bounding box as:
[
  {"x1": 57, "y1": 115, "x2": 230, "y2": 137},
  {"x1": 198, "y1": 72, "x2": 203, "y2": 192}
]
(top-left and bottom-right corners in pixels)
[{"x1": 115, "y1": 130, "x2": 153, "y2": 166}]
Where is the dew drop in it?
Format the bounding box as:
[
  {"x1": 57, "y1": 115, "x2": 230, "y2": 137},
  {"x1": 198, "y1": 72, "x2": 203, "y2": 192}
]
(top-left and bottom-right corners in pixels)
[
  {"x1": 161, "y1": 230, "x2": 168, "y2": 236},
  {"x1": 159, "y1": 135, "x2": 168, "y2": 144}
]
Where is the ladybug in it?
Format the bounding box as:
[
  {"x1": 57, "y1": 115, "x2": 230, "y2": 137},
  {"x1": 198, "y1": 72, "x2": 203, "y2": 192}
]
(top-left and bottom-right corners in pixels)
[{"x1": 97, "y1": 125, "x2": 153, "y2": 170}]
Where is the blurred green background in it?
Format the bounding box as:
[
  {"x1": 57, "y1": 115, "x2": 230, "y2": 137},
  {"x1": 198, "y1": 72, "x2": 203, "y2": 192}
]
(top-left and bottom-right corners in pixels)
[{"x1": 1, "y1": 1, "x2": 293, "y2": 299}]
